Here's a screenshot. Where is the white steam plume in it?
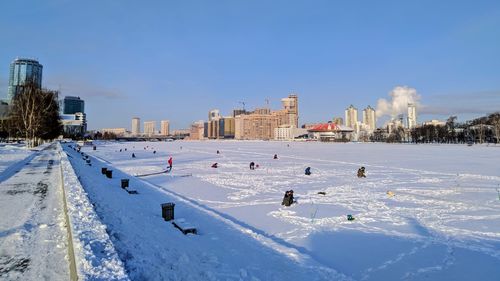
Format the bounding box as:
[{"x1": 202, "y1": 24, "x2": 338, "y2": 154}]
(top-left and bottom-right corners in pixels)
[{"x1": 376, "y1": 86, "x2": 421, "y2": 118}]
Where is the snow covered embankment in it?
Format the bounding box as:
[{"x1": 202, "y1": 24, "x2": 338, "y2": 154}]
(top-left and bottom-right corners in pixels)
[{"x1": 59, "y1": 144, "x2": 129, "y2": 280}]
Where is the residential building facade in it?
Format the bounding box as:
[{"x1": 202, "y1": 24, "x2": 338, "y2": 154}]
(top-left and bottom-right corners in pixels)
[
  {"x1": 132, "y1": 117, "x2": 140, "y2": 136},
  {"x1": 144, "y1": 121, "x2": 156, "y2": 136},
  {"x1": 160, "y1": 120, "x2": 170, "y2": 136}
]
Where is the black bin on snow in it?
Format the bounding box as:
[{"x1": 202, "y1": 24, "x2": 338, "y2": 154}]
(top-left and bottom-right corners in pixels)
[
  {"x1": 101, "y1": 167, "x2": 107, "y2": 175},
  {"x1": 161, "y1": 203, "x2": 175, "y2": 221},
  {"x1": 121, "y1": 179, "x2": 129, "y2": 189},
  {"x1": 106, "y1": 170, "x2": 113, "y2": 178}
]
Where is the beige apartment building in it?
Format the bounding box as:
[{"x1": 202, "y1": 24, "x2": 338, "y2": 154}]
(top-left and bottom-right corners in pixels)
[
  {"x1": 160, "y1": 120, "x2": 170, "y2": 136},
  {"x1": 131, "y1": 117, "x2": 140, "y2": 136},
  {"x1": 362, "y1": 106, "x2": 376, "y2": 131},
  {"x1": 345, "y1": 105, "x2": 358, "y2": 131},
  {"x1": 235, "y1": 113, "x2": 278, "y2": 140},
  {"x1": 281, "y1": 94, "x2": 299, "y2": 128},
  {"x1": 144, "y1": 121, "x2": 156, "y2": 136},
  {"x1": 189, "y1": 121, "x2": 205, "y2": 140}
]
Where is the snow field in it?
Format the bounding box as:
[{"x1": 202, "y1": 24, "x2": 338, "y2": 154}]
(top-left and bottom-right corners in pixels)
[
  {"x1": 82, "y1": 141, "x2": 500, "y2": 280},
  {"x1": 64, "y1": 142, "x2": 344, "y2": 281}
]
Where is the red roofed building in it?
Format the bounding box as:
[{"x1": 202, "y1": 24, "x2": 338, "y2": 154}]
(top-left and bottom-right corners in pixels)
[{"x1": 307, "y1": 122, "x2": 354, "y2": 142}]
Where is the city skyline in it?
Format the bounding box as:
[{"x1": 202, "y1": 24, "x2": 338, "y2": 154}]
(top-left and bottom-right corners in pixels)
[{"x1": 1, "y1": 1, "x2": 499, "y2": 130}]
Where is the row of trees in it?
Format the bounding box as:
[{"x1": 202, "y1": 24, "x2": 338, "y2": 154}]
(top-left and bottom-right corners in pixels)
[
  {"x1": 372, "y1": 113, "x2": 500, "y2": 144},
  {"x1": 0, "y1": 83, "x2": 61, "y2": 147}
]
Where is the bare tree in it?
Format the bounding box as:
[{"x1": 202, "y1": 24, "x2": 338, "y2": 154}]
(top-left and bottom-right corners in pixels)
[
  {"x1": 8, "y1": 83, "x2": 61, "y2": 147},
  {"x1": 491, "y1": 113, "x2": 500, "y2": 144}
]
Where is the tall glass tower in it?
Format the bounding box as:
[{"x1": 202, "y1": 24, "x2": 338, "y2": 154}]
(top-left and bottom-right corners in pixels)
[
  {"x1": 63, "y1": 96, "x2": 85, "y2": 114},
  {"x1": 7, "y1": 58, "x2": 43, "y2": 102}
]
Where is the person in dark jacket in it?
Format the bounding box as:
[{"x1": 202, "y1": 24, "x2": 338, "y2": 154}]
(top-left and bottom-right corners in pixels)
[
  {"x1": 305, "y1": 167, "x2": 311, "y2": 175},
  {"x1": 132, "y1": 153, "x2": 136, "y2": 158},
  {"x1": 211, "y1": 162, "x2": 218, "y2": 168},
  {"x1": 357, "y1": 167, "x2": 366, "y2": 178},
  {"x1": 281, "y1": 190, "x2": 294, "y2": 206},
  {"x1": 250, "y1": 162, "x2": 255, "y2": 170},
  {"x1": 273, "y1": 154, "x2": 278, "y2": 159}
]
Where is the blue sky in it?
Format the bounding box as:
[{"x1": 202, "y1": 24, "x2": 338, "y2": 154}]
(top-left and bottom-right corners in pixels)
[{"x1": 1, "y1": 0, "x2": 499, "y2": 130}]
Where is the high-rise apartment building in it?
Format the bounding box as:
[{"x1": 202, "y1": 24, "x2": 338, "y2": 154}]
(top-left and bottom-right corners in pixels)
[
  {"x1": 281, "y1": 94, "x2": 299, "y2": 128},
  {"x1": 362, "y1": 106, "x2": 376, "y2": 131},
  {"x1": 7, "y1": 58, "x2": 43, "y2": 101},
  {"x1": 160, "y1": 120, "x2": 170, "y2": 136},
  {"x1": 144, "y1": 121, "x2": 156, "y2": 136},
  {"x1": 63, "y1": 96, "x2": 85, "y2": 114},
  {"x1": 132, "y1": 117, "x2": 141, "y2": 136},
  {"x1": 407, "y1": 103, "x2": 417, "y2": 129},
  {"x1": 345, "y1": 105, "x2": 358, "y2": 131}
]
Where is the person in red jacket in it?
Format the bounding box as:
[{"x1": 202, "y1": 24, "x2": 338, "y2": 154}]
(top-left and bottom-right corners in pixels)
[{"x1": 167, "y1": 157, "x2": 173, "y2": 172}]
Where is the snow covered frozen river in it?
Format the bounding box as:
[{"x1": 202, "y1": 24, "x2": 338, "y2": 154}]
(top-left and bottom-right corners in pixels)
[{"x1": 1, "y1": 141, "x2": 500, "y2": 280}]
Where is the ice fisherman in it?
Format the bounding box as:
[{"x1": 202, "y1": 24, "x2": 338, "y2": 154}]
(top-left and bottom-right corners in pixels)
[
  {"x1": 357, "y1": 167, "x2": 366, "y2": 178},
  {"x1": 211, "y1": 163, "x2": 218, "y2": 168},
  {"x1": 281, "y1": 190, "x2": 294, "y2": 207},
  {"x1": 250, "y1": 162, "x2": 255, "y2": 170},
  {"x1": 273, "y1": 154, "x2": 278, "y2": 159},
  {"x1": 305, "y1": 167, "x2": 311, "y2": 175}
]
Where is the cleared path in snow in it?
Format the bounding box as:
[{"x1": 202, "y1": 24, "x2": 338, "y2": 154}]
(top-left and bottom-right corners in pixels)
[{"x1": 0, "y1": 143, "x2": 70, "y2": 280}]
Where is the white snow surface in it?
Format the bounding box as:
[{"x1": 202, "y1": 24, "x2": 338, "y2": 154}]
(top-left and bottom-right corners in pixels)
[
  {"x1": 78, "y1": 141, "x2": 500, "y2": 281},
  {"x1": 2, "y1": 141, "x2": 500, "y2": 280}
]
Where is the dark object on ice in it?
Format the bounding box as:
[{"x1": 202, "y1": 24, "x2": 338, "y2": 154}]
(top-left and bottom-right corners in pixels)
[
  {"x1": 125, "y1": 148, "x2": 127, "y2": 151},
  {"x1": 305, "y1": 167, "x2": 311, "y2": 175},
  {"x1": 93, "y1": 145, "x2": 96, "y2": 151},
  {"x1": 106, "y1": 170, "x2": 113, "y2": 179},
  {"x1": 120, "y1": 149, "x2": 122, "y2": 152},
  {"x1": 217, "y1": 150, "x2": 220, "y2": 154},
  {"x1": 121, "y1": 179, "x2": 129, "y2": 189},
  {"x1": 347, "y1": 214, "x2": 355, "y2": 221},
  {"x1": 211, "y1": 163, "x2": 218, "y2": 168},
  {"x1": 357, "y1": 167, "x2": 366, "y2": 178},
  {"x1": 161, "y1": 203, "x2": 175, "y2": 221},
  {"x1": 317, "y1": 191, "x2": 326, "y2": 195},
  {"x1": 86, "y1": 159, "x2": 91, "y2": 164},
  {"x1": 273, "y1": 154, "x2": 278, "y2": 159},
  {"x1": 132, "y1": 153, "x2": 136, "y2": 158},
  {"x1": 153, "y1": 150, "x2": 156, "y2": 154},
  {"x1": 101, "y1": 167, "x2": 107, "y2": 175},
  {"x1": 127, "y1": 190, "x2": 138, "y2": 194},
  {"x1": 172, "y1": 220, "x2": 197, "y2": 235},
  {"x1": 281, "y1": 190, "x2": 294, "y2": 207},
  {"x1": 250, "y1": 162, "x2": 255, "y2": 170}
]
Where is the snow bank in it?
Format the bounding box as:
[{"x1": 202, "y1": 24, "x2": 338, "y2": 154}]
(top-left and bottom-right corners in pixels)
[{"x1": 59, "y1": 143, "x2": 129, "y2": 280}]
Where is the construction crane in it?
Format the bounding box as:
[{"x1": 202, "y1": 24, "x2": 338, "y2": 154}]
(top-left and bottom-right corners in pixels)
[{"x1": 239, "y1": 101, "x2": 246, "y2": 110}]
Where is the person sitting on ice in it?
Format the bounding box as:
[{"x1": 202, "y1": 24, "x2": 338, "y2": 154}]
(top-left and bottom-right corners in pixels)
[
  {"x1": 305, "y1": 167, "x2": 311, "y2": 175},
  {"x1": 250, "y1": 162, "x2": 255, "y2": 170},
  {"x1": 273, "y1": 154, "x2": 278, "y2": 159},
  {"x1": 281, "y1": 190, "x2": 294, "y2": 207},
  {"x1": 211, "y1": 162, "x2": 218, "y2": 168},
  {"x1": 357, "y1": 167, "x2": 366, "y2": 178},
  {"x1": 132, "y1": 153, "x2": 136, "y2": 158},
  {"x1": 217, "y1": 150, "x2": 220, "y2": 154}
]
